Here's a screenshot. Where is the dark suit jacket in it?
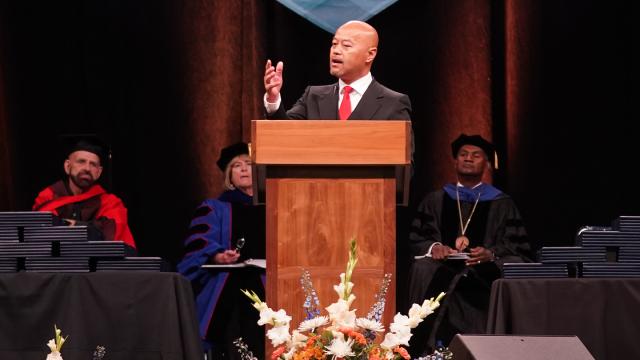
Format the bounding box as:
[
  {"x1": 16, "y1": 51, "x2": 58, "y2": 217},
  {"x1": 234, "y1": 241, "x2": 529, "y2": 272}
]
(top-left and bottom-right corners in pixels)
[{"x1": 267, "y1": 79, "x2": 412, "y2": 120}]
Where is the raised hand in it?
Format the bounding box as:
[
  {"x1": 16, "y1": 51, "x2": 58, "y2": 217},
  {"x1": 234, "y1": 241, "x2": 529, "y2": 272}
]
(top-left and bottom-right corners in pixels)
[{"x1": 264, "y1": 59, "x2": 284, "y2": 102}]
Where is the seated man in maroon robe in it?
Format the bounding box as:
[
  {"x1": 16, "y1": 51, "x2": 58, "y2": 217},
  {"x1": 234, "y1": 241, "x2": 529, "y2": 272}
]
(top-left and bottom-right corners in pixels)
[{"x1": 32, "y1": 135, "x2": 136, "y2": 250}]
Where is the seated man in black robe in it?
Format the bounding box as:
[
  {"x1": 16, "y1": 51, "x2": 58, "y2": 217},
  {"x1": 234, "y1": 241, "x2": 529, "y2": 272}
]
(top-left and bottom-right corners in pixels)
[{"x1": 407, "y1": 134, "x2": 533, "y2": 356}]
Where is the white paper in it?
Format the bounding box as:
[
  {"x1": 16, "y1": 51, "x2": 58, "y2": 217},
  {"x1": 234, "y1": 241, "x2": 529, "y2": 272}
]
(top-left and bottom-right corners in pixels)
[{"x1": 201, "y1": 258, "x2": 266, "y2": 269}]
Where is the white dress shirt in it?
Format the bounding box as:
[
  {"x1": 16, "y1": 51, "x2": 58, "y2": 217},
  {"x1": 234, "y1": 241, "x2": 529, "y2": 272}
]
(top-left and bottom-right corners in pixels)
[{"x1": 264, "y1": 72, "x2": 374, "y2": 115}]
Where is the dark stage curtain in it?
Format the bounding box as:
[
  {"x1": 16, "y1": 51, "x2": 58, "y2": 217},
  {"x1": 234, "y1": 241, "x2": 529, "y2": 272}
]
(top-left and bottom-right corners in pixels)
[
  {"x1": 0, "y1": 64, "x2": 12, "y2": 210},
  {"x1": 0, "y1": 0, "x2": 636, "y2": 267},
  {"x1": 0, "y1": 0, "x2": 265, "y2": 263},
  {"x1": 0, "y1": 8, "x2": 14, "y2": 211},
  {"x1": 503, "y1": 0, "x2": 636, "y2": 248}
]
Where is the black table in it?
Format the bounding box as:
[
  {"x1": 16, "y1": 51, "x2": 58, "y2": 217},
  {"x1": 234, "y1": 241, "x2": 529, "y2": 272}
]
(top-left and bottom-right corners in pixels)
[
  {"x1": 487, "y1": 278, "x2": 640, "y2": 360},
  {"x1": 0, "y1": 272, "x2": 202, "y2": 360}
]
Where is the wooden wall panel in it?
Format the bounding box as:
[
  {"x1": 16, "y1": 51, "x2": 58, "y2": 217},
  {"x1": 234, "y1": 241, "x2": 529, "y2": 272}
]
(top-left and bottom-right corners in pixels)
[{"x1": 266, "y1": 178, "x2": 396, "y2": 327}]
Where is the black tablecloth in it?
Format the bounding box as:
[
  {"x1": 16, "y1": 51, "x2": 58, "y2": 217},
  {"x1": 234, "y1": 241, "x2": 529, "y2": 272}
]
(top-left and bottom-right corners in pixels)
[
  {"x1": 0, "y1": 272, "x2": 202, "y2": 360},
  {"x1": 487, "y1": 278, "x2": 640, "y2": 360}
]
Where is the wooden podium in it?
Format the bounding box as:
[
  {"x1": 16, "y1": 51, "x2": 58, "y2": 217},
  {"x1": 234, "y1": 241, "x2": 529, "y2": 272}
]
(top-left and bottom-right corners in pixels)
[{"x1": 251, "y1": 120, "x2": 411, "y2": 328}]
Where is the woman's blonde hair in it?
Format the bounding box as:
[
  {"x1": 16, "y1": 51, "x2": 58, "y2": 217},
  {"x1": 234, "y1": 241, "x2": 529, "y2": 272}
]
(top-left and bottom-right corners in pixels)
[{"x1": 223, "y1": 154, "x2": 250, "y2": 190}]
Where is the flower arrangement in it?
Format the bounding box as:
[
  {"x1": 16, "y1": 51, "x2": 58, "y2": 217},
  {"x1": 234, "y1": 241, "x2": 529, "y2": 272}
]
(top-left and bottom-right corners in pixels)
[
  {"x1": 92, "y1": 345, "x2": 107, "y2": 360},
  {"x1": 242, "y1": 239, "x2": 445, "y2": 360},
  {"x1": 45, "y1": 325, "x2": 68, "y2": 360}
]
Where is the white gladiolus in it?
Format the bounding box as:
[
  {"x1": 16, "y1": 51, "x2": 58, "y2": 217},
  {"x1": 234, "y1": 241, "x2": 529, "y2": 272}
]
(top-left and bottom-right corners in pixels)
[
  {"x1": 395, "y1": 330, "x2": 412, "y2": 346},
  {"x1": 325, "y1": 299, "x2": 348, "y2": 319},
  {"x1": 380, "y1": 332, "x2": 402, "y2": 350},
  {"x1": 409, "y1": 302, "x2": 430, "y2": 320},
  {"x1": 46, "y1": 352, "x2": 63, "y2": 360},
  {"x1": 290, "y1": 330, "x2": 309, "y2": 348},
  {"x1": 253, "y1": 302, "x2": 268, "y2": 312},
  {"x1": 407, "y1": 304, "x2": 425, "y2": 328},
  {"x1": 47, "y1": 339, "x2": 57, "y2": 352},
  {"x1": 380, "y1": 326, "x2": 412, "y2": 348},
  {"x1": 333, "y1": 273, "x2": 354, "y2": 301},
  {"x1": 346, "y1": 293, "x2": 356, "y2": 307},
  {"x1": 258, "y1": 308, "x2": 276, "y2": 326},
  {"x1": 257, "y1": 307, "x2": 291, "y2": 328},
  {"x1": 333, "y1": 277, "x2": 346, "y2": 298},
  {"x1": 380, "y1": 314, "x2": 414, "y2": 350},
  {"x1": 389, "y1": 313, "x2": 411, "y2": 333},
  {"x1": 408, "y1": 316, "x2": 423, "y2": 328},
  {"x1": 272, "y1": 309, "x2": 292, "y2": 326},
  {"x1": 46, "y1": 325, "x2": 68, "y2": 360},
  {"x1": 325, "y1": 299, "x2": 356, "y2": 328},
  {"x1": 334, "y1": 309, "x2": 357, "y2": 328},
  {"x1": 266, "y1": 325, "x2": 291, "y2": 347},
  {"x1": 424, "y1": 296, "x2": 441, "y2": 312}
]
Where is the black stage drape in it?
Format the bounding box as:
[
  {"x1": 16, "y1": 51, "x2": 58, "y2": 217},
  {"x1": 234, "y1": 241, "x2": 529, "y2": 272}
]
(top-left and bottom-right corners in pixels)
[
  {"x1": 0, "y1": 0, "x2": 636, "y2": 271},
  {"x1": 0, "y1": 272, "x2": 202, "y2": 360},
  {"x1": 488, "y1": 278, "x2": 640, "y2": 360}
]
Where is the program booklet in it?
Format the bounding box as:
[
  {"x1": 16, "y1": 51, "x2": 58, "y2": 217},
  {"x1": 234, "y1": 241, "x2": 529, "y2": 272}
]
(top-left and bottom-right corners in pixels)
[
  {"x1": 202, "y1": 258, "x2": 266, "y2": 269},
  {"x1": 446, "y1": 253, "x2": 470, "y2": 260}
]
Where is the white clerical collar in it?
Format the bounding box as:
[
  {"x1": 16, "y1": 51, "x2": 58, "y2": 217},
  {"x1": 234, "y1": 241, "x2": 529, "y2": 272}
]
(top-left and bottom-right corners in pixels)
[{"x1": 339, "y1": 72, "x2": 373, "y2": 95}]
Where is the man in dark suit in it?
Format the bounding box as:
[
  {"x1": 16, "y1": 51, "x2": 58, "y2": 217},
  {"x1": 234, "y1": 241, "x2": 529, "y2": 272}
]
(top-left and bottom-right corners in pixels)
[{"x1": 263, "y1": 20, "x2": 411, "y2": 121}]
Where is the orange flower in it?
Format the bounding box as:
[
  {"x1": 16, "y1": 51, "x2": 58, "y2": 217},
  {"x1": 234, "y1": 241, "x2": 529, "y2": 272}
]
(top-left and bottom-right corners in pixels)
[
  {"x1": 337, "y1": 327, "x2": 368, "y2": 346},
  {"x1": 393, "y1": 346, "x2": 410, "y2": 360},
  {"x1": 311, "y1": 347, "x2": 324, "y2": 359},
  {"x1": 368, "y1": 347, "x2": 382, "y2": 360},
  {"x1": 294, "y1": 349, "x2": 314, "y2": 360},
  {"x1": 271, "y1": 346, "x2": 286, "y2": 359},
  {"x1": 292, "y1": 343, "x2": 325, "y2": 360},
  {"x1": 306, "y1": 335, "x2": 318, "y2": 347},
  {"x1": 351, "y1": 331, "x2": 367, "y2": 345}
]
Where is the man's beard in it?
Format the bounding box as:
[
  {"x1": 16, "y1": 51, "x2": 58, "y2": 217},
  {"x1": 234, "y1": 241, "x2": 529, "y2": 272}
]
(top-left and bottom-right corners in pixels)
[{"x1": 69, "y1": 171, "x2": 95, "y2": 190}]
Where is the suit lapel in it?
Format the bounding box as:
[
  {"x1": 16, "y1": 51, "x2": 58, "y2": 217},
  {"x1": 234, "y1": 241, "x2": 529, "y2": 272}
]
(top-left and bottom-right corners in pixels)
[
  {"x1": 349, "y1": 79, "x2": 382, "y2": 120},
  {"x1": 317, "y1": 84, "x2": 339, "y2": 120}
]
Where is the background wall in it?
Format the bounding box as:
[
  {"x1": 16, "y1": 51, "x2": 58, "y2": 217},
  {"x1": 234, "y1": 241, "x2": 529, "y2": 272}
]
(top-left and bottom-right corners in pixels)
[{"x1": 1, "y1": 1, "x2": 636, "y2": 278}]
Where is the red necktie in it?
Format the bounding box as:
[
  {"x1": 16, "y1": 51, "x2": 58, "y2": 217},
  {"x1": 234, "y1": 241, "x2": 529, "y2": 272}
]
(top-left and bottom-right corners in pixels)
[{"x1": 339, "y1": 86, "x2": 353, "y2": 120}]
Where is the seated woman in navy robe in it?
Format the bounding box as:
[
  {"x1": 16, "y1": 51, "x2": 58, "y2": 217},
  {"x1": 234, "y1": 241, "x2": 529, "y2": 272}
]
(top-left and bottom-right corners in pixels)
[{"x1": 178, "y1": 142, "x2": 265, "y2": 359}]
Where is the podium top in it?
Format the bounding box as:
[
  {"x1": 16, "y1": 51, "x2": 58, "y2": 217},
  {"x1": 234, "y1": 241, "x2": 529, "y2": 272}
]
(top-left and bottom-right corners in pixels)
[{"x1": 251, "y1": 120, "x2": 411, "y2": 165}]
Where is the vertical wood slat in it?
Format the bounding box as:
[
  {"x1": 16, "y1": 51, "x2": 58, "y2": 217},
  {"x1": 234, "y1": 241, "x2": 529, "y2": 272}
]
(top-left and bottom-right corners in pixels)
[{"x1": 266, "y1": 178, "x2": 396, "y2": 328}]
